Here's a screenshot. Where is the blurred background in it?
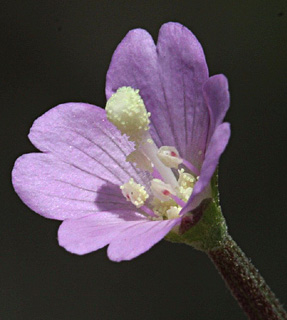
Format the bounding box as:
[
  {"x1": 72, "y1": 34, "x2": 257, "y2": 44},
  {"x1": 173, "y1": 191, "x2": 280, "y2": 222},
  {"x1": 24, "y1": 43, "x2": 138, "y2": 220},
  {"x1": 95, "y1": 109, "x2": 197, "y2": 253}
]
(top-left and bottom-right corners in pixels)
[{"x1": 1, "y1": 1, "x2": 287, "y2": 319}]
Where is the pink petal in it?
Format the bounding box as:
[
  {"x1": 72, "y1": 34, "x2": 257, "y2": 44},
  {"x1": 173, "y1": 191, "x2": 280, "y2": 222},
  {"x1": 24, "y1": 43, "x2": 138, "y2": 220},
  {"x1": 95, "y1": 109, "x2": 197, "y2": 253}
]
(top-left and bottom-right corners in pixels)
[
  {"x1": 181, "y1": 122, "x2": 231, "y2": 214},
  {"x1": 58, "y1": 210, "x2": 180, "y2": 261},
  {"x1": 156, "y1": 22, "x2": 209, "y2": 167},
  {"x1": 107, "y1": 217, "x2": 180, "y2": 262},
  {"x1": 12, "y1": 153, "x2": 135, "y2": 220},
  {"x1": 203, "y1": 74, "x2": 230, "y2": 138},
  {"x1": 58, "y1": 211, "x2": 145, "y2": 255},
  {"x1": 12, "y1": 103, "x2": 151, "y2": 220}
]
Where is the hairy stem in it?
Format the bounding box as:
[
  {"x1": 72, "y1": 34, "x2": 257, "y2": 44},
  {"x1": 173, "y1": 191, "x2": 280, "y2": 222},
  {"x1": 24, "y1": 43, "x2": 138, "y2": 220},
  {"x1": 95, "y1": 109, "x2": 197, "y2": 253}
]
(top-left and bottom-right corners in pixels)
[{"x1": 208, "y1": 235, "x2": 287, "y2": 320}]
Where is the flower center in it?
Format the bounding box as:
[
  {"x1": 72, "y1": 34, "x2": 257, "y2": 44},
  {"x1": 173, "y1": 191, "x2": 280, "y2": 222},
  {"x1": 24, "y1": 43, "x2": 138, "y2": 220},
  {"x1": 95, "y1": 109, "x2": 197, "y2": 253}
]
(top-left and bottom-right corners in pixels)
[{"x1": 106, "y1": 87, "x2": 199, "y2": 220}]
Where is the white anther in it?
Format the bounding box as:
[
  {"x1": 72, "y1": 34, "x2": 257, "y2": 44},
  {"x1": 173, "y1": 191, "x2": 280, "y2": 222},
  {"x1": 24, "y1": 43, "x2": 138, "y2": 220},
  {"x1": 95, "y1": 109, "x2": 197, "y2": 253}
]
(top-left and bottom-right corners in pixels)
[
  {"x1": 177, "y1": 186, "x2": 193, "y2": 203},
  {"x1": 166, "y1": 206, "x2": 181, "y2": 219},
  {"x1": 120, "y1": 178, "x2": 149, "y2": 208},
  {"x1": 178, "y1": 169, "x2": 196, "y2": 188},
  {"x1": 151, "y1": 198, "x2": 178, "y2": 220},
  {"x1": 106, "y1": 87, "x2": 150, "y2": 144},
  {"x1": 150, "y1": 179, "x2": 175, "y2": 201},
  {"x1": 126, "y1": 150, "x2": 153, "y2": 172},
  {"x1": 140, "y1": 140, "x2": 178, "y2": 188},
  {"x1": 176, "y1": 169, "x2": 196, "y2": 202},
  {"x1": 157, "y1": 146, "x2": 183, "y2": 168}
]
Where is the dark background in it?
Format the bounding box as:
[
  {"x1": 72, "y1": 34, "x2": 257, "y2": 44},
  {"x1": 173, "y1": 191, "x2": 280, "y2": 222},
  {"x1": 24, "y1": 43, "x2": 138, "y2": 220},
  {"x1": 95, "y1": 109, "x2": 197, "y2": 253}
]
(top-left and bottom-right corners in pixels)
[{"x1": 1, "y1": 1, "x2": 287, "y2": 319}]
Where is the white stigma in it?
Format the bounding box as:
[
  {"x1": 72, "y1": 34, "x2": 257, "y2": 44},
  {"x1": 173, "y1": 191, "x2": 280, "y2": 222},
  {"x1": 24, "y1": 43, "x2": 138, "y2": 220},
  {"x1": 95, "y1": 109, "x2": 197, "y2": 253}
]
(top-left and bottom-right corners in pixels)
[
  {"x1": 106, "y1": 87, "x2": 150, "y2": 144},
  {"x1": 157, "y1": 146, "x2": 183, "y2": 168},
  {"x1": 120, "y1": 178, "x2": 149, "y2": 208}
]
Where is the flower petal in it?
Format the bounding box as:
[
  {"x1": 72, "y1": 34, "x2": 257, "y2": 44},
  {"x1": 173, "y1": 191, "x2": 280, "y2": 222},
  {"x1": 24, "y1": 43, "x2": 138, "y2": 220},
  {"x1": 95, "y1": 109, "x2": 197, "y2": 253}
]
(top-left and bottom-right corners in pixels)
[
  {"x1": 58, "y1": 210, "x2": 180, "y2": 261},
  {"x1": 12, "y1": 153, "x2": 136, "y2": 220},
  {"x1": 203, "y1": 74, "x2": 230, "y2": 138},
  {"x1": 156, "y1": 22, "x2": 209, "y2": 166},
  {"x1": 29, "y1": 103, "x2": 147, "y2": 184},
  {"x1": 12, "y1": 103, "x2": 151, "y2": 220},
  {"x1": 181, "y1": 122, "x2": 231, "y2": 214},
  {"x1": 107, "y1": 217, "x2": 180, "y2": 262},
  {"x1": 106, "y1": 22, "x2": 209, "y2": 166},
  {"x1": 58, "y1": 211, "x2": 145, "y2": 255}
]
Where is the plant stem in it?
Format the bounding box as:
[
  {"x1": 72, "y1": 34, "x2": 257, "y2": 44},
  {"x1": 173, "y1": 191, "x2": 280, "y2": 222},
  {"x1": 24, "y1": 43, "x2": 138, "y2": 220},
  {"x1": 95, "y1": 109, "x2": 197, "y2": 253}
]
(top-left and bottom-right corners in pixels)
[
  {"x1": 208, "y1": 235, "x2": 287, "y2": 320},
  {"x1": 166, "y1": 170, "x2": 286, "y2": 318}
]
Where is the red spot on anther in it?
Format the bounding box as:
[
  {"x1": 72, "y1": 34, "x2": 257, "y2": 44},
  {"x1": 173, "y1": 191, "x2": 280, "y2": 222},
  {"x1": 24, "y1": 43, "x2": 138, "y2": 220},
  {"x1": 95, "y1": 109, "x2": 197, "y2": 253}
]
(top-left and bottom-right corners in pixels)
[
  {"x1": 170, "y1": 151, "x2": 177, "y2": 157},
  {"x1": 162, "y1": 190, "x2": 170, "y2": 196},
  {"x1": 126, "y1": 194, "x2": 130, "y2": 200}
]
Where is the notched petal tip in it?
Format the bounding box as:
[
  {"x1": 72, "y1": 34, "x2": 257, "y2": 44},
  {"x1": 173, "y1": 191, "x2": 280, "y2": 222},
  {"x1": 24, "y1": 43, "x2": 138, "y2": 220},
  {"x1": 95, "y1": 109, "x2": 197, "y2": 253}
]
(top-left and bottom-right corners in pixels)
[
  {"x1": 105, "y1": 28, "x2": 156, "y2": 100},
  {"x1": 158, "y1": 21, "x2": 208, "y2": 67},
  {"x1": 159, "y1": 21, "x2": 197, "y2": 38}
]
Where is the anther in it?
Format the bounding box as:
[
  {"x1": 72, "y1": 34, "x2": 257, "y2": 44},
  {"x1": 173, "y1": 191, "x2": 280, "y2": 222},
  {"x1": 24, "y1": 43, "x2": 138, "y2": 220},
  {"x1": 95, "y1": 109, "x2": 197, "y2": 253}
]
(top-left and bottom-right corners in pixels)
[
  {"x1": 166, "y1": 206, "x2": 182, "y2": 219},
  {"x1": 157, "y1": 146, "x2": 183, "y2": 168},
  {"x1": 120, "y1": 178, "x2": 149, "y2": 208},
  {"x1": 178, "y1": 169, "x2": 196, "y2": 188},
  {"x1": 140, "y1": 140, "x2": 178, "y2": 188},
  {"x1": 150, "y1": 179, "x2": 176, "y2": 202}
]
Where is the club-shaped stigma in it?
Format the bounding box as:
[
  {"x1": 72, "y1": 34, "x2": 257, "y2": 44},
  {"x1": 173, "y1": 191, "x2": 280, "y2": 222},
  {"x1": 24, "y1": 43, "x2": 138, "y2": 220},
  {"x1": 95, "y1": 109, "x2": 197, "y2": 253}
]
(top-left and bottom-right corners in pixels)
[{"x1": 106, "y1": 87, "x2": 151, "y2": 145}]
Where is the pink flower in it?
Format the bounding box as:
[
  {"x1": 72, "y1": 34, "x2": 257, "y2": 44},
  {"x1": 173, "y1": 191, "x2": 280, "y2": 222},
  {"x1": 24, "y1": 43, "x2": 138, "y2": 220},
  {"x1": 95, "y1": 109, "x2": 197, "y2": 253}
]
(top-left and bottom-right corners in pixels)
[{"x1": 12, "y1": 22, "x2": 230, "y2": 261}]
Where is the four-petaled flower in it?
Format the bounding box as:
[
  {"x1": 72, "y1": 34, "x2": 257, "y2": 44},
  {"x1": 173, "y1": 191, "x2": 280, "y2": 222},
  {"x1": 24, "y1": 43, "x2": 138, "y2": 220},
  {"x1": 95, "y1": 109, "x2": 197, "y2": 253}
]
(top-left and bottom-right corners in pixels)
[{"x1": 12, "y1": 22, "x2": 230, "y2": 261}]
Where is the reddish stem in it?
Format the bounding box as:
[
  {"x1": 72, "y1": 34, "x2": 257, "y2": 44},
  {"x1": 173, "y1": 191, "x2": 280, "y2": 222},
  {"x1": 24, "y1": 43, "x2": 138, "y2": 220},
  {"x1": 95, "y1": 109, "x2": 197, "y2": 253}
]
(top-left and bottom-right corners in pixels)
[{"x1": 208, "y1": 236, "x2": 287, "y2": 319}]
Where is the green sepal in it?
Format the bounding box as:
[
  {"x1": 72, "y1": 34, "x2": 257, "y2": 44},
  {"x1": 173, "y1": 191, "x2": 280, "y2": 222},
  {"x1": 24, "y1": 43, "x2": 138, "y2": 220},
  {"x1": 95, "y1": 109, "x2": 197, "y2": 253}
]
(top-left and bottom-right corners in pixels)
[{"x1": 165, "y1": 168, "x2": 228, "y2": 251}]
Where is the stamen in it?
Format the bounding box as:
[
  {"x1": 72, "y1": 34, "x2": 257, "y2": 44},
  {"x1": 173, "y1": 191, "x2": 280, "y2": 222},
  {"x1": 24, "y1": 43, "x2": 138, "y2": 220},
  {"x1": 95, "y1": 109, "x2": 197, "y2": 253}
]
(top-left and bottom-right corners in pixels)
[
  {"x1": 150, "y1": 179, "x2": 176, "y2": 202},
  {"x1": 177, "y1": 186, "x2": 193, "y2": 203},
  {"x1": 182, "y1": 159, "x2": 200, "y2": 177},
  {"x1": 140, "y1": 139, "x2": 178, "y2": 188},
  {"x1": 140, "y1": 205, "x2": 157, "y2": 218},
  {"x1": 166, "y1": 206, "x2": 182, "y2": 219},
  {"x1": 178, "y1": 169, "x2": 196, "y2": 188},
  {"x1": 120, "y1": 178, "x2": 149, "y2": 208},
  {"x1": 157, "y1": 146, "x2": 183, "y2": 168},
  {"x1": 169, "y1": 194, "x2": 186, "y2": 207},
  {"x1": 176, "y1": 169, "x2": 195, "y2": 202}
]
